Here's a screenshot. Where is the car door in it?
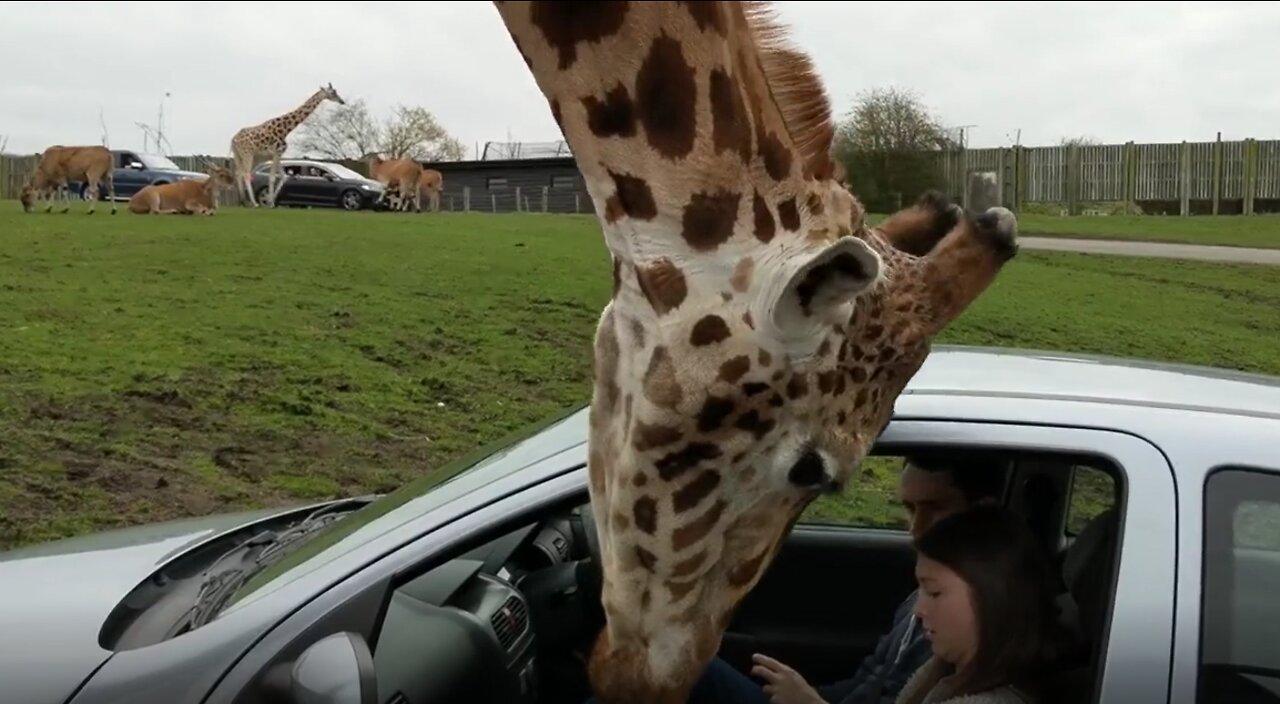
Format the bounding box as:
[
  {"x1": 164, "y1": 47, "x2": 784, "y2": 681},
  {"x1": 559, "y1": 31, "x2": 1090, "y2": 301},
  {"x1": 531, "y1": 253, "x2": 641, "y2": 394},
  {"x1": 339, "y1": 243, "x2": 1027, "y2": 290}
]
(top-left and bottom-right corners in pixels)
[
  {"x1": 112, "y1": 151, "x2": 150, "y2": 198},
  {"x1": 718, "y1": 418, "x2": 1178, "y2": 704},
  {"x1": 293, "y1": 166, "x2": 339, "y2": 205}
]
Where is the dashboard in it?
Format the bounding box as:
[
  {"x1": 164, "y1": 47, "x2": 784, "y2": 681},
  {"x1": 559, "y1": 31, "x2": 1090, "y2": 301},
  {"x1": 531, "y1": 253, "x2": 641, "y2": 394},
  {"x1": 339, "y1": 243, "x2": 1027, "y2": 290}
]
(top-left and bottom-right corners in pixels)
[{"x1": 369, "y1": 505, "x2": 602, "y2": 704}]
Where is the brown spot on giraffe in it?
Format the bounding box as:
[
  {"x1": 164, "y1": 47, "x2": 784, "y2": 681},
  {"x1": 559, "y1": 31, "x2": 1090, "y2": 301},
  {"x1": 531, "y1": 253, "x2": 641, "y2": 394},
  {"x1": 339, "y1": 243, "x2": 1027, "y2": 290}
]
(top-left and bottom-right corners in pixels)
[
  {"x1": 671, "y1": 549, "x2": 707, "y2": 578},
  {"x1": 778, "y1": 196, "x2": 800, "y2": 231},
  {"x1": 529, "y1": 1, "x2": 631, "y2": 71},
  {"x1": 634, "y1": 496, "x2": 658, "y2": 535},
  {"x1": 636, "y1": 259, "x2": 688, "y2": 315},
  {"x1": 672, "y1": 499, "x2": 727, "y2": 552},
  {"x1": 636, "y1": 33, "x2": 698, "y2": 160},
  {"x1": 634, "y1": 545, "x2": 657, "y2": 572},
  {"x1": 682, "y1": 190, "x2": 742, "y2": 251},
  {"x1": 673, "y1": 470, "x2": 721, "y2": 512},
  {"x1": 719, "y1": 355, "x2": 751, "y2": 383},
  {"x1": 643, "y1": 346, "x2": 683, "y2": 408},
  {"x1": 611, "y1": 171, "x2": 657, "y2": 220},
  {"x1": 584, "y1": 85, "x2": 637, "y2": 139},
  {"x1": 666, "y1": 579, "x2": 699, "y2": 603},
  {"x1": 677, "y1": 0, "x2": 727, "y2": 35},
  {"x1": 709, "y1": 68, "x2": 752, "y2": 163},
  {"x1": 655, "y1": 442, "x2": 721, "y2": 482},
  {"x1": 634, "y1": 422, "x2": 682, "y2": 452},
  {"x1": 690, "y1": 315, "x2": 731, "y2": 346},
  {"x1": 697, "y1": 396, "x2": 735, "y2": 432},
  {"x1": 759, "y1": 130, "x2": 792, "y2": 181},
  {"x1": 752, "y1": 191, "x2": 776, "y2": 243}
]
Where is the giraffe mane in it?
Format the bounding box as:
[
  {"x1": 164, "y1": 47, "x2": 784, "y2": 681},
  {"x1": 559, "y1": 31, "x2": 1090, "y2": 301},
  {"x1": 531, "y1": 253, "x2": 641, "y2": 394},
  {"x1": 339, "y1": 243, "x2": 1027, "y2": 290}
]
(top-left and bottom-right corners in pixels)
[{"x1": 742, "y1": 1, "x2": 836, "y2": 178}]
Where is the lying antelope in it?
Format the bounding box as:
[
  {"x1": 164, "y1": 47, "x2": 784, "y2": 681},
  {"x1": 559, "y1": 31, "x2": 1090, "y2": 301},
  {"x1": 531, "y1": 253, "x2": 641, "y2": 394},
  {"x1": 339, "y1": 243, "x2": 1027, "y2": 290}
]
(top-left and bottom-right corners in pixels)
[
  {"x1": 127, "y1": 166, "x2": 235, "y2": 215},
  {"x1": 19, "y1": 145, "x2": 116, "y2": 214}
]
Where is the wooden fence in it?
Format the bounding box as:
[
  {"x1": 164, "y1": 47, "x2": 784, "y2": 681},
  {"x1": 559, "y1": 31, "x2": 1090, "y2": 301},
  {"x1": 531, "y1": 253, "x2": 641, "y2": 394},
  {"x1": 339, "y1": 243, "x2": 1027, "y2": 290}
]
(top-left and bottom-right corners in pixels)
[
  {"x1": 934, "y1": 138, "x2": 1280, "y2": 215},
  {"x1": 5, "y1": 137, "x2": 1280, "y2": 215}
]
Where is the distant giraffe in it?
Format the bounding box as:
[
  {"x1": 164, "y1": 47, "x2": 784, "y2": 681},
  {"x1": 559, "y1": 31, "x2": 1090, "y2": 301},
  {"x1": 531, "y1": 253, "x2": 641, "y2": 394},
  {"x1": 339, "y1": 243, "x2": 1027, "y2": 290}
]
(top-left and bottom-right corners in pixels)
[{"x1": 230, "y1": 83, "x2": 344, "y2": 207}]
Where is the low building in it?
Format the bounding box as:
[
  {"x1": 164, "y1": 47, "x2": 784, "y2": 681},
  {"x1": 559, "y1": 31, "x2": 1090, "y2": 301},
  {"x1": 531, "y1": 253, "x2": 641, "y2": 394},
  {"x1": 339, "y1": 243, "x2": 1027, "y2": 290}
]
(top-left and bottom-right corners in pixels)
[{"x1": 417, "y1": 156, "x2": 595, "y2": 214}]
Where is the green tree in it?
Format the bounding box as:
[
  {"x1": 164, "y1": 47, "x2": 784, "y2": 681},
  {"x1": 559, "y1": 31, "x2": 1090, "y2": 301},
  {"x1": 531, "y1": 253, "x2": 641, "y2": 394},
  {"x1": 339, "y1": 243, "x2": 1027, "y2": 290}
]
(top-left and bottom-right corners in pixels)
[{"x1": 834, "y1": 87, "x2": 953, "y2": 213}]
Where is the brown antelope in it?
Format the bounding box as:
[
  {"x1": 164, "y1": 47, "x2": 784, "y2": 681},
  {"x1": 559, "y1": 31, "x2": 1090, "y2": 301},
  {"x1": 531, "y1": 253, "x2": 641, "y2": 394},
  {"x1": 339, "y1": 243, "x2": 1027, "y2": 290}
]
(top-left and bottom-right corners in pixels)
[
  {"x1": 366, "y1": 154, "x2": 426, "y2": 212},
  {"x1": 415, "y1": 168, "x2": 443, "y2": 212},
  {"x1": 127, "y1": 164, "x2": 235, "y2": 215},
  {"x1": 19, "y1": 145, "x2": 116, "y2": 214}
]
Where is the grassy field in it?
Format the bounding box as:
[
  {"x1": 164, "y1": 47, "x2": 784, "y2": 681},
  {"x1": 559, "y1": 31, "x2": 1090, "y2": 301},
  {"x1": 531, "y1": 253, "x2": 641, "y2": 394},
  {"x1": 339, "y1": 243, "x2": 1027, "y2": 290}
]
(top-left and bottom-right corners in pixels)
[{"x1": 2, "y1": 206, "x2": 1279, "y2": 549}]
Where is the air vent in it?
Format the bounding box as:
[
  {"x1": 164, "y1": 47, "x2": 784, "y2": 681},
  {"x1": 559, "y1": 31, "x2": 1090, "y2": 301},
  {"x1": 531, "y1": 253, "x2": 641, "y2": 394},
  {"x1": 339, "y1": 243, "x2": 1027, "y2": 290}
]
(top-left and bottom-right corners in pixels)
[
  {"x1": 489, "y1": 595, "x2": 529, "y2": 650},
  {"x1": 387, "y1": 693, "x2": 409, "y2": 704}
]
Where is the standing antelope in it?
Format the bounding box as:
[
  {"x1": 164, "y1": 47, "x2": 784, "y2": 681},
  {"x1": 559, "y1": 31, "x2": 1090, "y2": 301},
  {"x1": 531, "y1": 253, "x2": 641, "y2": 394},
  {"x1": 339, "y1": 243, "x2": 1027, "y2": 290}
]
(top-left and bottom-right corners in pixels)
[{"x1": 19, "y1": 145, "x2": 116, "y2": 214}]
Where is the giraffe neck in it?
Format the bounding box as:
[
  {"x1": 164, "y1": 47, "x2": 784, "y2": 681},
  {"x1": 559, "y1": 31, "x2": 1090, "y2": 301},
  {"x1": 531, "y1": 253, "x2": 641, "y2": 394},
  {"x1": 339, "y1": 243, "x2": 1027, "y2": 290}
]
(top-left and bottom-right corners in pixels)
[
  {"x1": 496, "y1": 3, "x2": 834, "y2": 274},
  {"x1": 275, "y1": 91, "x2": 327, "y2": 134}
]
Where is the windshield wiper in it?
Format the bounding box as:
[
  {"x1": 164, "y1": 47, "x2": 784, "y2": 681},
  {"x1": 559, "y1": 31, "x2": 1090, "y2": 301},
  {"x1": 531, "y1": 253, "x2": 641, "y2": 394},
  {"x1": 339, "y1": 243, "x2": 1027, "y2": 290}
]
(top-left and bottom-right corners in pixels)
[{"x1": 167, "y1": 504, "x2": 358, "y2": 634}]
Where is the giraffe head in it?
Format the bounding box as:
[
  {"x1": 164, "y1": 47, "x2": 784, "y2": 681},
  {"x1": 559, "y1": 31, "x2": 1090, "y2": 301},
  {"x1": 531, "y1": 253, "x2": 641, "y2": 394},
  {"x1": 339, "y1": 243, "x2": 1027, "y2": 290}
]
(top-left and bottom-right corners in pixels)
[
  {"x1": 319, "y1": 81, "x2": 345, "y2": 105},
  {"x1": 493, "y1": 3, "x2": 1018, "y2": 702}
]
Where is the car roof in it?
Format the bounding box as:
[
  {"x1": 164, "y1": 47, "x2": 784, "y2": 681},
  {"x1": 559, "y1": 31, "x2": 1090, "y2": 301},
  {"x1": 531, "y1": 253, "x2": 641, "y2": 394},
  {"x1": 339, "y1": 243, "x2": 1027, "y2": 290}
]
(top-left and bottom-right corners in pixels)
[{"x1": 909, "y1": 345, "x2": 1280, "y2": 421}]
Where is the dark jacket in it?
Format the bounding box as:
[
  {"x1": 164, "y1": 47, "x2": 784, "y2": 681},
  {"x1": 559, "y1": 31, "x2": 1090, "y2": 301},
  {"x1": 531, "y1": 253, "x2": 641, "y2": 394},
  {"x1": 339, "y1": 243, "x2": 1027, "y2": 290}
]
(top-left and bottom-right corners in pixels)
[{"x1": 816, "y1": 589, "x2": 934, "y2": 704}]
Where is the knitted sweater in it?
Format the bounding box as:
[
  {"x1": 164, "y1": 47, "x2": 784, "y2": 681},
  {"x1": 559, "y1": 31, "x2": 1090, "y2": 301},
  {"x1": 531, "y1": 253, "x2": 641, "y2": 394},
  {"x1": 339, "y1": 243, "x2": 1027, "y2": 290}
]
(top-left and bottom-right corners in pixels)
[{"x1": 894, "y1": 658, "x2": 1035, "y2": 704}]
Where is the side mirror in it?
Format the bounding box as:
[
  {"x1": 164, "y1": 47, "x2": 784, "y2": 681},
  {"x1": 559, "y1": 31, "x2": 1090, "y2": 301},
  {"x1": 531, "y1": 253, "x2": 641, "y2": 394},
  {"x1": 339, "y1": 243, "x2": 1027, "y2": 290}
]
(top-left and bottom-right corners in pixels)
[
  {"x1": 262, "y1": 632, "x2": 377, "y2": 704},
  {"x1": 128, "y1": 161, "x2": 145, "y2": 170}
]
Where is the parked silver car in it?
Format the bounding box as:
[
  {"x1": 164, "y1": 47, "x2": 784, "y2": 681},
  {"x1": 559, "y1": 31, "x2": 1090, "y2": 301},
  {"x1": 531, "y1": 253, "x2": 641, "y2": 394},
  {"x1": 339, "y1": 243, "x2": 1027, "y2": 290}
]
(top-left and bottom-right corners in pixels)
[{"x1": 0, "y1": 345, "x2": 1276, "y2": 704}]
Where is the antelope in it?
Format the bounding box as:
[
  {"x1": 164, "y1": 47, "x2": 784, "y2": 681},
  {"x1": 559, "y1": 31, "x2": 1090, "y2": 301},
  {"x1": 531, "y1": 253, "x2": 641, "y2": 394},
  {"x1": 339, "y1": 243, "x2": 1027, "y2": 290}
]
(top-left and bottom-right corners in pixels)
[{"x1": 19, "y1": 145, "x2": 116, "y2": 214}]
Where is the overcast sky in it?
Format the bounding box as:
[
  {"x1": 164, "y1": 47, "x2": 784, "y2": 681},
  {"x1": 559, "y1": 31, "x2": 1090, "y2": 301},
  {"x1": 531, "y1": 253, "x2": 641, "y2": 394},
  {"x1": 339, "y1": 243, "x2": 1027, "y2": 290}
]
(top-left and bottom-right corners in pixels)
[{"x1": 3, "y1": 1, "x2": 1277, "y2": 159}]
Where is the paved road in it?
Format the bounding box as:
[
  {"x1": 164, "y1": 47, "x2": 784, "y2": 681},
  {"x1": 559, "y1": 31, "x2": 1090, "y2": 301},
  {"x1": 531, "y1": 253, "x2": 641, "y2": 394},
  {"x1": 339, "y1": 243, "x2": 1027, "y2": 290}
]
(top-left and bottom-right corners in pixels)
[{"x1": 1020, "y1": 236, "x2": 1280, "y2": 265}]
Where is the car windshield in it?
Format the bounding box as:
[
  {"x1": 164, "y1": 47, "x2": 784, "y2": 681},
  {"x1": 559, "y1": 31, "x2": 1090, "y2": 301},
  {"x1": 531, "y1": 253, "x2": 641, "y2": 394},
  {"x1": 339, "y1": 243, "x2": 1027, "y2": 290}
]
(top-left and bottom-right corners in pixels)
[
  {"x1": 325, "y1": 163, "x2": 366, "y2": 180},
  {"x1": 139, "y1": 153, "x2": 181, "y2": 170},
  {"x1": 216, "y1": 402, "x2": 589, "y2": 614}
]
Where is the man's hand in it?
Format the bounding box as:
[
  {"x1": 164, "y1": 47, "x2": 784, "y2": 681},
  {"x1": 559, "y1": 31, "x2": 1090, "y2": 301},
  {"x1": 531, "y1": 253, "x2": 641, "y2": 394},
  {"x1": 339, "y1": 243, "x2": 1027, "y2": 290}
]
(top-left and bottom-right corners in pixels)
[{"x1": 750, "y1": 654, "x2": 828, "y2": 704}]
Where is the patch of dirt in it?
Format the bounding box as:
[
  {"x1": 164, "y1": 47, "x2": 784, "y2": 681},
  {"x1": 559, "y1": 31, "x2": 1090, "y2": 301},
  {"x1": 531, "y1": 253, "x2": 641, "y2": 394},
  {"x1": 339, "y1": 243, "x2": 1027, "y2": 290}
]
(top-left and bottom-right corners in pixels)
[{"x1": 212, "y1": 445, "x2": 261, "y2": 481}]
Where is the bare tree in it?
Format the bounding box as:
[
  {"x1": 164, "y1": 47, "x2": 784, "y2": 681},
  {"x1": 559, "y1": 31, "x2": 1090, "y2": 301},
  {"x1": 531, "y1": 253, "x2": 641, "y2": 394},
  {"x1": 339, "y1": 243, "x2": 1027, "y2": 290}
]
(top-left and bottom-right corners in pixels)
[
  {"x1": 834, "y1": 87, "x2": 953, "y2": 212},
  {"x1": 293, "y1": 98, "x2": 382, "y2": 161},
  {"x1": 293, "y1": 100, "x2": 465, "y2": 162},
  {"x1": 381, "y1": 106, "x2": 466, "y2": 161}
]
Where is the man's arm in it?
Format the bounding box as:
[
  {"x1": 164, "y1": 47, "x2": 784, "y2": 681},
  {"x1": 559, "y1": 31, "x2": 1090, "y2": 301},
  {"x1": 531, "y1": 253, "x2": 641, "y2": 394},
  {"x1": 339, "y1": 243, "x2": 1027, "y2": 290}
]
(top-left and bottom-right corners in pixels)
[{"x1": 813, "y1": 591, "x2": 917, "y2": 703}]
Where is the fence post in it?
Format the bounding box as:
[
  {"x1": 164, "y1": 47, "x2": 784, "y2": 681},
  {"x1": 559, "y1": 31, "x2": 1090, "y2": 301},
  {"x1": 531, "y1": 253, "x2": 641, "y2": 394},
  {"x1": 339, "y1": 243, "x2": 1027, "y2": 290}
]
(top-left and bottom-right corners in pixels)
[
  {"x1": 464, "y1": 186, "x2": 471, "y2": 212},
  {"x1": 1243, "y1": 139, "x2": 1257, "y2": 215},
  {"x1": 1212, "y1": 133, "x2": 1223, "y2": 215},
  {"x1": 542, "y1": 186, "x2": 548, "y2": 212},
  {"x1": 1179, "y1": 141, "x2": 1190, "y2": 216},
  {"x1": 491, "y1": 193, "x2": 497, "y2": 212},
  {"x1": 515, "y1": 186, "x2": 522, "y2": 212}
]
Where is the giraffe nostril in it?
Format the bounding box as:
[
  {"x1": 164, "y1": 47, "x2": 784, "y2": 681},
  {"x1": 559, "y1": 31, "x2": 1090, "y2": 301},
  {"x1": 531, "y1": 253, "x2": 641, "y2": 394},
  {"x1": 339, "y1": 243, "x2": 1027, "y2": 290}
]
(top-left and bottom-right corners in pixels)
[{"x1": 788, "y1": 448, "x2": 826, "y2": 488}]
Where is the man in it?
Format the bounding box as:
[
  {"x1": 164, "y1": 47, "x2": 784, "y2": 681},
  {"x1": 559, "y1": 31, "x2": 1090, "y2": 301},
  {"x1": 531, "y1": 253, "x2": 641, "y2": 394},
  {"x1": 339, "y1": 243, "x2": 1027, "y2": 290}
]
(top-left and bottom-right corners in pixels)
[{"x1": 685, "y1": 451, "x2": 1009, "y2": 704}]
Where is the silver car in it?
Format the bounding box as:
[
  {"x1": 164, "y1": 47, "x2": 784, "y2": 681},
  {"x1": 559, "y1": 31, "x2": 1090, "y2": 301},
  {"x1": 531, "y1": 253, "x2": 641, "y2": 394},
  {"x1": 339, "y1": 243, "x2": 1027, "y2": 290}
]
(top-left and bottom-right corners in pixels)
[{"x1": 0, "y1": 345, "x2": 1276, "y2": 704}]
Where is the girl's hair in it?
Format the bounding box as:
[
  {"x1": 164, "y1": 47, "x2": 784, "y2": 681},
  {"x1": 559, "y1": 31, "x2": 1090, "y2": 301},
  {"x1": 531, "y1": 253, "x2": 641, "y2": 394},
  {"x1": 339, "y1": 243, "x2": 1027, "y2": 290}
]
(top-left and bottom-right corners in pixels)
[{"x1": 914, "y1": 505, "x2": 1077, "y2": 699}]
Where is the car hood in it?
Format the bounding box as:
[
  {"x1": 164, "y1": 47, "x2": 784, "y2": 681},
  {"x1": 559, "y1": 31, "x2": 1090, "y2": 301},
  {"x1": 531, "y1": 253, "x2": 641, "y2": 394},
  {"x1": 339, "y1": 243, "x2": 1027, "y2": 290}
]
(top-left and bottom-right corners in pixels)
[{"x1": 0, "y1": 505, "x2": 337, "y2": 704}]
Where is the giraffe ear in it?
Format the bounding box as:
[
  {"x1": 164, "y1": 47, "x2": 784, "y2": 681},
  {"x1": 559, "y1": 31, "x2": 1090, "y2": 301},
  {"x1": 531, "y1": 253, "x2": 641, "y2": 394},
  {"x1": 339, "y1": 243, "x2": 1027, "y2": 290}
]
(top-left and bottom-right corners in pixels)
[{"x1": 753, "y1": 236, "x2": 882, "y2": 354}]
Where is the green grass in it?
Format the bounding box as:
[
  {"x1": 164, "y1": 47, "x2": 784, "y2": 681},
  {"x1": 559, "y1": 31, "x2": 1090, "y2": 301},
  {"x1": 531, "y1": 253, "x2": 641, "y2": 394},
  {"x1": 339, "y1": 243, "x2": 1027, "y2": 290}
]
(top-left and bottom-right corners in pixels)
[{"x1": 2, "y1": 205, "x2": 1279, "y2": 549}]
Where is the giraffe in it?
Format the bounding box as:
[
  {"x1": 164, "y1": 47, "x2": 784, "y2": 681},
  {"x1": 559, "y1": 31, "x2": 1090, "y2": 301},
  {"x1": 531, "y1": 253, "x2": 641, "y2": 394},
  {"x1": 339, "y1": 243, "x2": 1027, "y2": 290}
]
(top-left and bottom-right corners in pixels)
[
  {"x1": 492, "y1": 3, "x2": 1020, "y2": 703},
  {"x1": 229, "y1": 83, "x2": 344, "y2": 207}
]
